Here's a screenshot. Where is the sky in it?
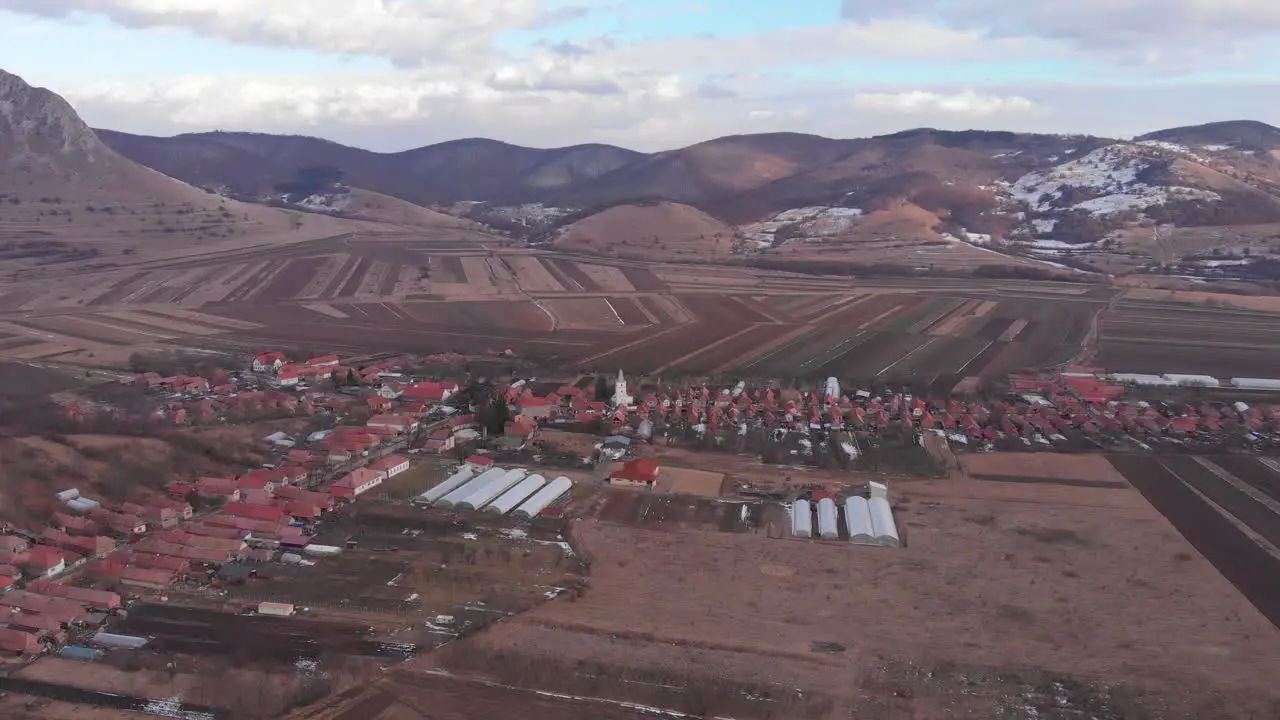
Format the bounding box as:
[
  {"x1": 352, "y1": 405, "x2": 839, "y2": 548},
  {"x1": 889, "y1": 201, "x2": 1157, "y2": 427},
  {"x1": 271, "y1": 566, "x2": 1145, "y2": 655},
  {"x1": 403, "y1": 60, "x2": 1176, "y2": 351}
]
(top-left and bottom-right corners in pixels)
[{"x1": 1, "y1": 0, "x2": 1279, "y2": 152}]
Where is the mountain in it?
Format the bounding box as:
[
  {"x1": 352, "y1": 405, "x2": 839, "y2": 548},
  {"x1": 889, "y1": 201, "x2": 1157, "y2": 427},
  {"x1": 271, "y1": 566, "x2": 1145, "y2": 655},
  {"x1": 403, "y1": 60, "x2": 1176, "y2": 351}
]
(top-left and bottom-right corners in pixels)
[
  {"x1": 0, "y1": 69, "x2": 360, "y2": 272},
  {"x1": 1137, "y1": 121, "x2": 1280, "y2": 151},
  {"x1": 69, "y1": 90, "x2": 1280, "y2": 278},
  {"x1": 96, "y1": 129, "x2": 645, "y2": 206}
]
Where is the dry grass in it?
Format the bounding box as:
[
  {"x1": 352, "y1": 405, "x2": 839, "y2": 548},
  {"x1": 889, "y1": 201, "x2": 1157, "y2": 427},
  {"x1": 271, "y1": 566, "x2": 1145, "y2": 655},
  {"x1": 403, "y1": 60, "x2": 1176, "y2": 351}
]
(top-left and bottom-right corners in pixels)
[{"x1": 556, "y1": 202, "x2": 734, "y2": 260}]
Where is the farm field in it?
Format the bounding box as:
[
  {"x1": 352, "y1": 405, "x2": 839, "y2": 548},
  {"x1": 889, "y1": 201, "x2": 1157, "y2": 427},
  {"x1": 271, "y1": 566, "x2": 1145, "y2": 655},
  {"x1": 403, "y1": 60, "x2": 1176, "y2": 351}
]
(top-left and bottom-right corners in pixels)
[
  {"x1": 1108, "y1": 455, "x2": 1280, "y2": 629},
  {"x1": 6, "y1": 227, "x2": 1280, "y2": 381},
  {"x1": 1096, "y1": 298, "x2": 1280, "y2": 378},
  {"x1": 427, "y1": 464, "x2": 1280, "y2": 719}
]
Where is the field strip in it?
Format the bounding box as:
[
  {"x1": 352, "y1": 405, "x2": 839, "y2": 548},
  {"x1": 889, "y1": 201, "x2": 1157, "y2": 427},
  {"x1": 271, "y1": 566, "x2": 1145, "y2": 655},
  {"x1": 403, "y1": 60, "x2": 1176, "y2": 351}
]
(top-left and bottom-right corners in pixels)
[
  {"x1": 301, "y1": 303, "x2": 351, "y2": 319},
  {"x1": 601, "y1": 299, "x2": 624, "y2": 325},
  {"x1": 710, "y1": 324, "x2": 812, "y2": 373},
  {"x1": 728, "y1": 295, "x2": 786, "y2": 324},
  {"x1": 70, "y1": 315, "x2": 177, "y2": 339},
  {"x1": 0, "y1": 321, "x2": 91, "y2": 347},
  {"x1": 136, "y1": 307, "x2": 261, "y2": 331},
  {"x1": 655, "y1": 324, "x2": 758, "y2": 373},
  {"x1": 998, "y1": 318, "x2": 1030, "y2": 341},
  {"x1": 100, "y1": 310, "x2": 224, "y2": 335},
  {"x1": 1193, "y1": 457, "x2": 1280, "y2": 515},
  {"x1": 575, "y1": 323, "x2": 692, "y2": 366},
  {"x1": 736, "y1": 325, "x2": 819, "y2": 370},
  {"x1": 803, "y1": 295, "x2": 868, "y2": 324},
  {"x1": 320, "y1": 254, "x2": 362, "y2": 298},
  {"x1": 797, "y1": 330, "x2": 870, "y2": 371},
  {"x1": 923, "y1": 298, "x2": 977, "y2": 336},
  {"x1": 951, "y1": 340, "x2": 995, "y2": 375},
  {"x1": 0, "y1": 341, "x2": 77, "y2": 360},
  {"x1": 875, "y1": 336, "x2": 939, "y2": 376},
  {"x1": 859, "y1": 302, "x2": 912, "y2": 330}
]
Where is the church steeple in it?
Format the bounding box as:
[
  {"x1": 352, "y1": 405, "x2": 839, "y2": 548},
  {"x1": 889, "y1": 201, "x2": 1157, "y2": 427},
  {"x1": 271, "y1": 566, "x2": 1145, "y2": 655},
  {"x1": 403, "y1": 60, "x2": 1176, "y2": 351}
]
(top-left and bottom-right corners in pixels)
[{"x1": 613, "y1": 369, "x2": 631, "y2": 407}]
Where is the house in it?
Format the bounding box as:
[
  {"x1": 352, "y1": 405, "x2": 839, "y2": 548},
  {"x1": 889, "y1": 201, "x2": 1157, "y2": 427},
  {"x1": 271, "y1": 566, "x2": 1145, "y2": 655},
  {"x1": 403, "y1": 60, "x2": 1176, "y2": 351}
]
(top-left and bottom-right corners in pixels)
[
  {"x1": 21, "y1": 547, "x2": 67, "y2": 579},
  {"x1": 272, "y1": 487, "x2": 334, "y2": 511},
  {"x1": 148, "y1": 497, "x2": 193, "y2": 521},
  {"x1": 305, "y1": 354, "x2": 340, "y2": 368},
  {"x1": 366, "y1": 395, "x2": 393, "y2": 412},
  {"x1": 402, "y1": 381, "x2": 457, "y2": 402},
  {"x1": 423, "y1": 427, "x2": 455, "y2": 453},
  {"x1": 196, "y1": 477, "x2": 241, "y2": 502},
  {"x1": 0, "y1": 628, "x2": 42, "y2": 655},
  {"x1": 253, "y1": 352, "x2": 288, "y2": 372},
  {"x1": 28, "y1": 581, "x2": 121, "y2": 611},
  {"x1": 369, "y1": 454, "x2": 410, "y2": 479},
  {"x1": 275, "y1": 370, "x2": 301, "y2": 387},
  {"x1": 0, "y1": 536, "x2": 29, "y2": 554},
  {"x1": 221, "y1": 503, "x2": 289, "y2": 524},
  {"x1": 141, "y1": 506, "x2": 179, "y2": 530},
  {"x1": 465, "y1": 455, "x2": 495, "y2": 472},
  {"x1": 329, "y1": 468, "x2": 383, "y2": 500},
  {"x1": 0, "y1": 577, "x2": 14, "y2": 594},
  {"x1": 118, "y1": 566, "x2": 176, "y2": 591},
  {"x1": 608, "y1": 459, "x2": 661, "y2": 489},
  {"x1": 237, "y1": 470, "x2": 282, "y2": 493},
  {"x1": 367, "y1": 415, "x2": 418, "y2": 433},
  {"x1": 0, "y1": 565, "x2": 22, "y2": 580},
  {"x1": 51, "y1": 512, "x2": 99, "y2": 537}
]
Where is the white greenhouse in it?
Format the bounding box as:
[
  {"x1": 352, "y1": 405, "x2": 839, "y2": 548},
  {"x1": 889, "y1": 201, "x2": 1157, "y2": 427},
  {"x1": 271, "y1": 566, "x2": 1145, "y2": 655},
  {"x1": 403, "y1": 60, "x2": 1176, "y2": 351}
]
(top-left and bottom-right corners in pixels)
[
  {"x1": 512, "y1": 476, "x2": 573, "y2": 519},
  {"x1": 791, "y1": 499, "x2": 813, "y2": 538},
  {"x1": 844, "y1": 496, "x2": 875, "y2": 545},
  {"x1": 415, "y1": 467, "x2": 474, "y2": 506},
  {"x1": 816, "y1": 497, "x2": 839, "y2": 539},
  {"x1": 456, "y1": 468, "x2": 528, "y2": 511},
  {"x1": 485, "y1": 474, "x2": 547, "y2": 515},
  {"x1": 436, "y1": 467, "x2": 505, "y2": 509},
  {"x1": 868, "y1": 496, "x2": 900, "y2": 547}
]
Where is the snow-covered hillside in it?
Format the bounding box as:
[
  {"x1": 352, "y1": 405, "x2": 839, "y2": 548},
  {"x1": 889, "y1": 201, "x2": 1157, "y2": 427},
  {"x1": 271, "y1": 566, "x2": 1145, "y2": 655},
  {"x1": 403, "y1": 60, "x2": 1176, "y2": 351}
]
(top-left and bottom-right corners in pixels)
[
  {"x1": 738, "y1": 206, "x2": 864, "y2": 247},
  {"x1": 1003, "y1": 144, "x2": 1219, "y2": 219}
]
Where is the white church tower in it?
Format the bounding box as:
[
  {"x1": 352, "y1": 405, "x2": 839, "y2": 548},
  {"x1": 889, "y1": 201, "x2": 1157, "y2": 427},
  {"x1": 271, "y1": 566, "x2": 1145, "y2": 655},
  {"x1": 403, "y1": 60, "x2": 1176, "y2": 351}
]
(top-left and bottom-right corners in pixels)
[{"x1": 613, "y1": 369, "x2": 632, "y2": 408}]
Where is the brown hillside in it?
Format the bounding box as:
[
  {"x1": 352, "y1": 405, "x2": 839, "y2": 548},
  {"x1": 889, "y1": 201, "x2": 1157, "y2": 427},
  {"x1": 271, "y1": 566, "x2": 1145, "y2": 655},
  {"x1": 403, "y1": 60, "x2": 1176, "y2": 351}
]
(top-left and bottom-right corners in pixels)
[
  {"x1": 0, "y1": 69, "x2": 361, "y2": 274},
  {"x1": 555, "y1": 201, "x2": 734, "y2": 259}
]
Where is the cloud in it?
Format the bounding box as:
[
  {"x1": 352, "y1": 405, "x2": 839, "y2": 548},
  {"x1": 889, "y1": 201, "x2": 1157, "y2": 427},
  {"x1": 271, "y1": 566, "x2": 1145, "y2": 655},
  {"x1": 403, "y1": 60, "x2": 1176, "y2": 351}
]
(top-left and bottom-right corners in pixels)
[
  {"x1": 852, "y1": 90, "x2": 1036, "y2": 115},
  {"x1": 0, "y1": 0, "x2": 565, "y2": 63},
  {"x1": 839, "y1": 0, "x2": 1280, "y2": 71}
]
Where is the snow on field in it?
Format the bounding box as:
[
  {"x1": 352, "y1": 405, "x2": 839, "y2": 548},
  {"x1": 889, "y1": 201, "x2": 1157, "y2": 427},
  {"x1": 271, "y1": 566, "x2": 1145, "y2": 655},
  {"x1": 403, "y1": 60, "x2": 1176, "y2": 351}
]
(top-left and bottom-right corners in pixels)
[
  {"x1": 1007, "y1": 144, "x2": 1219, "y2": 218},
  {"x1": 295, "y1": 190, "x2": 352, "y2": 213},
  {"x1": 739, "y1": 205, "x2": 864, "y2": 246}
]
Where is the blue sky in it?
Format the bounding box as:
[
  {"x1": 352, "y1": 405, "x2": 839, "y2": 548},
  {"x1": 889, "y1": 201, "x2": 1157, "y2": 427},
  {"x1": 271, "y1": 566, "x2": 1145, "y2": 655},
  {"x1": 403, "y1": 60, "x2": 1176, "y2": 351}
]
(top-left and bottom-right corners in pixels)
[{"x1": 1, "y1": 0, "x2": 1277, "y2": 151}]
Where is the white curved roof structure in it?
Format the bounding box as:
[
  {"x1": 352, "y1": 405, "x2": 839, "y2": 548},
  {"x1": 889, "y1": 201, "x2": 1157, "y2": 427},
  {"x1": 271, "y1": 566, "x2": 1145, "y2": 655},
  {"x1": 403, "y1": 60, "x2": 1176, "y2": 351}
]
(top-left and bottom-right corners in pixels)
[
  {"x1": 456, "y1": 468, "x2": 528, "y2": 511},
  {"x1": 436, "y1": 467, "x2": 505, "y2": 509},
  {"x1": 512, "y1": 476, "x2": 573, "y2": 519},
  {"x1": 816, "y1": 497, "x2": 839, "y2": 539},
  {"x1": 485, "y1": 474, "x2": 547, "y2": 515},
  {"x1": 868, "y1": 496, "x2": 900, "y2": 547},
  {"x1": 844, "y1": 496, "x2": 875, "y2": 545},
  {"x1": 417, "y1": 467, "x2": 474, "y2": 505},
  {"x1": 791, "y1": 499, "x2": 813, "y2": 538}
]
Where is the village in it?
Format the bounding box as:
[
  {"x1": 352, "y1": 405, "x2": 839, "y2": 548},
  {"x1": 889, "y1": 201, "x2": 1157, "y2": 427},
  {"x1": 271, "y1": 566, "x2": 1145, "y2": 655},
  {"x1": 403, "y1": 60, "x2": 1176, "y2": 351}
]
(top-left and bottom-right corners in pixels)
[
  {"x1": 0, "y1": 345, "x2": 1278, "y2": 716},
  {"x1": 5, "y1": 349, "x2": 1280, "y2": 660}
]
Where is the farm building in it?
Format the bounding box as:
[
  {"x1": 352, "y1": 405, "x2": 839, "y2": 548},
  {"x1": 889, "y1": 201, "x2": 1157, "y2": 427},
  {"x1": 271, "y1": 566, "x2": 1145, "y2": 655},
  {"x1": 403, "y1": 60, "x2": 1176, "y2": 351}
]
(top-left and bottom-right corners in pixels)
[
  {"x1": 791, "y1": 499, "x2": 813, "y2": 538},
  {"x1": 252, "y1": 352, "x2": 287, "y2": 372},
  {"x1": 485, "y1": 474, "x2": 548, "y2": 515},
  {"x1": 0, "y1": 628, "x2": 41, "y2": 655},
  {"x1": 513, "y1": 476, "x2": 573, "y2": 519},
  {"x1": 1231, "y1": 377, "x2": 1280, "y2": 391},
  {"x1": 868, "y1": 497, "x2": 900, "y2": 547},
  {"x1": 414, "y1": 467, "x2": 475, "y2": 506},
  {"x1": 366, "y1": 415, "x2": 419, "y2": 433},
  {"x1": 93, "y1": 631, "x2": 148, "y2": 649},
  {"x1": 436, "y1": 467, "x2": 506, "y2": 509},
  {"x1": 369, "y1": 454, "x2": 410, "y2": 479},
  {"x1": 28, "y1": 581, "x2": 121, "y2": 610},
  {"x1": 844, "y1": 496, "x2": 875, "y2": 545},
  {"x1": 258, "y1": 601, "x2": 296, "y2": 616},
  {"x1": 457, "y1": 468, "x2": 528, "y2": 511},
  {"x1": 608, "y1": 459, "x2": 660, "y2": 489},
  {"x1": 329, "y1": 468, "x2": 383, "y2": 499},
  {"x1": 816, "y1": 497, "x2": 839, "y2": 539}
]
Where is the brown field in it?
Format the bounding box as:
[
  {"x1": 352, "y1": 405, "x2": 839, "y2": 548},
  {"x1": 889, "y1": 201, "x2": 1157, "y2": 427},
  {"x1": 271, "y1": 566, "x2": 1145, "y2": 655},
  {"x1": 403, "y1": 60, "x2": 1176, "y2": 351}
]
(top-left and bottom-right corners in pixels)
[
  {"x1": 430, "y1": 459, "x2": 1280, "y2": 718},
  {"x1": 3, "y1": 223, "x2": 1279, "y2": 382}
]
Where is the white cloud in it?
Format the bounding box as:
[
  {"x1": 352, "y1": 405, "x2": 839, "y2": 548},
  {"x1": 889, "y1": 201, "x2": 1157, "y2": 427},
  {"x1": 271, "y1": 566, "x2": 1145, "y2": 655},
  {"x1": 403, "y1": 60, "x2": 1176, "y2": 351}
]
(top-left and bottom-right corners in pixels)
[
  {"x1": 0, "y1": 0, "x2": 558, "y2": 63},
  {"x1": 852, "y1": 90, "x2": 1036, "y2": 115}
]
